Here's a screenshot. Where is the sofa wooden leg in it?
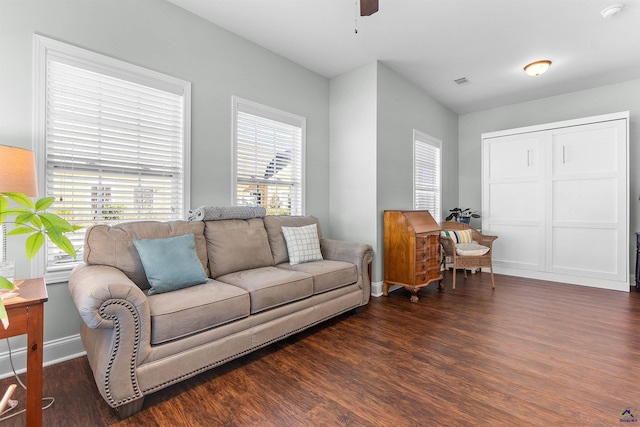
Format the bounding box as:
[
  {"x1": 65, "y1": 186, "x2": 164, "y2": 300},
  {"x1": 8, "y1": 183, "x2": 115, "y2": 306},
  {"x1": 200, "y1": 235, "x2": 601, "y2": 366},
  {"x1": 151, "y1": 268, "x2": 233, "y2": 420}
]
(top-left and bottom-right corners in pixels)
[{"x1": 116, "y1": 397, "x2": 145, "y2": 419}]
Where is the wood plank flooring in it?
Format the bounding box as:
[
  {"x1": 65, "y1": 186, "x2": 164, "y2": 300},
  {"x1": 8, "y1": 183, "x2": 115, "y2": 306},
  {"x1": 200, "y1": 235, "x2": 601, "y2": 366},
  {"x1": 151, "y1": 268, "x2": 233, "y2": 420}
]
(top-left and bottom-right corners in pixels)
[{"x1": 1, "y1": 272, "x2": 639, "y2": 426}]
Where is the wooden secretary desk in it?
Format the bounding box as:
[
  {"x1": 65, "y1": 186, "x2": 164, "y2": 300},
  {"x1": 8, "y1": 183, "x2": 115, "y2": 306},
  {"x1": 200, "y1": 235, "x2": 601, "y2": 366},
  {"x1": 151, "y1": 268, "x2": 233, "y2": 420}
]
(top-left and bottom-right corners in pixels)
[{"x1": 383, "y1": 210, "x2": 442, "y2": 302}]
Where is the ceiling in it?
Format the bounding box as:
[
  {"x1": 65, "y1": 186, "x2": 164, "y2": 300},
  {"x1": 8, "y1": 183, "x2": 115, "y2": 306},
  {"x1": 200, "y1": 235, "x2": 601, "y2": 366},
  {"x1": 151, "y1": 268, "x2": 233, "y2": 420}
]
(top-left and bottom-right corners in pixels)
[{"x1": 166, "y1": 0, "x2": 640, "y2": 114}]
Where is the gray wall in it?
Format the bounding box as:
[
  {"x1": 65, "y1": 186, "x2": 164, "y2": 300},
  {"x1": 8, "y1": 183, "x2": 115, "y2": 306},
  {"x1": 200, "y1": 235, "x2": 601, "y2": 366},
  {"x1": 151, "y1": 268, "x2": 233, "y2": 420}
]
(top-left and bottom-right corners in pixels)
[
  {"x1": 329, "y1": 63, "x2": 378, "y2": 253},
  {"x1": 376, "y1": 62, "x2": 459, "y2": 281},
  {"x1": 329, "y1": 62, "x2": 459, "y2": 283},
  {"x1": 0, "y1": 0, "x2": 330, "y2": 364},
  {"x1": 458, "y1": 78, "x2": 640, "y2": 274}
]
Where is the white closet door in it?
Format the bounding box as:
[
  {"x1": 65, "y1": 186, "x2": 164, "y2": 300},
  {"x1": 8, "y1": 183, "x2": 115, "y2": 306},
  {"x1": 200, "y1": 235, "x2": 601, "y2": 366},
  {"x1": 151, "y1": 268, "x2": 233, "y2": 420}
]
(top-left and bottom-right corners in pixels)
[
  {"x1": 482, "y1": 112, "x2": 629, "y2": 291},
  {"x1": 549, "y1": 119, "x2": 627, "y2": 281},
  {"x1": 483, "y1": 132, "x2": 546, "y2": 271}
]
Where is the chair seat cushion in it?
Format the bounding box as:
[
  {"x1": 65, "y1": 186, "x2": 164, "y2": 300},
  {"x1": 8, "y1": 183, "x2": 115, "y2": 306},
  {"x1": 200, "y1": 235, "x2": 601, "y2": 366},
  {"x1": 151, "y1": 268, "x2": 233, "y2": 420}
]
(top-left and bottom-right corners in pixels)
[{"x1": 456, "y1": 242, "x2": 490, "y2": 256}]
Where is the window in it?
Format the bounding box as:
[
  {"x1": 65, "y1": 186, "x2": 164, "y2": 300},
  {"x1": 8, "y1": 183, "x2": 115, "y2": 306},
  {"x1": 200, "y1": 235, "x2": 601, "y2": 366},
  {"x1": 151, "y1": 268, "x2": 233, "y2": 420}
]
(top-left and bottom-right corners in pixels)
[
  {"x1": 232, "y1": 97, "x2": 305, "y2": 215},
  {"x1": 33, "y1": 35, "x2": 191, "y2": 283},
  {"x1": 414, "y1": 130, "x2": 442, "y2": 221}
]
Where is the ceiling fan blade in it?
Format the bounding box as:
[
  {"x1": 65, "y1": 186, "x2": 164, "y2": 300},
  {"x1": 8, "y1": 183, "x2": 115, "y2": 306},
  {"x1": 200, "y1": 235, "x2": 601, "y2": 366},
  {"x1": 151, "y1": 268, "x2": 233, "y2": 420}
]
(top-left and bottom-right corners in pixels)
[{"x1": 360, "y1": 0, "x2": 378, "y2": 16}]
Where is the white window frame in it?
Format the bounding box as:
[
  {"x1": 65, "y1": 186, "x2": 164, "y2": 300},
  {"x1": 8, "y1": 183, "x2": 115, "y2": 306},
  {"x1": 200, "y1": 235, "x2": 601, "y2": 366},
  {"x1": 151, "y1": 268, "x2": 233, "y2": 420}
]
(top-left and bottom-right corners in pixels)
[
  {"x1": 32, "y1": 35, "x2": 191, "y2": 283},
  {"x1": 231, "y1": 96, "x2": 306, "y2": 215},
  {"x1": 413, "y1": 130, "x2": 442, "y2": 221}
]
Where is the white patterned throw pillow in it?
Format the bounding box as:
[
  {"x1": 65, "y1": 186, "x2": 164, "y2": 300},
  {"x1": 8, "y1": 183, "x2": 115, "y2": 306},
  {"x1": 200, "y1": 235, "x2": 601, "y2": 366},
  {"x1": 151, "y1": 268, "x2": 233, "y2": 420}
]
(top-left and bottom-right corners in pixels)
[
  {"x1": 440, "y1": 229, "x2": 473, "y2": 243},
  {"x1": 281, "y1": 223, "x2": 323, "y2": 265}
]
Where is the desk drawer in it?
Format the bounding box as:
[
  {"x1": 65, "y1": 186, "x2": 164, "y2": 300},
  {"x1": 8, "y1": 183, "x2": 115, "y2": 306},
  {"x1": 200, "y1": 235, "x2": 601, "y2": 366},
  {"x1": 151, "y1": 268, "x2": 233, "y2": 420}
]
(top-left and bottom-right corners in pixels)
[
  {"x1": 416, "y1": 259, "x2": 439, "y2": 273},
  {"x1": 415, "y1": 235, "x2": 439, "y2": 261},
  {"x1": 415, "y1": 267, "x2": 441, "y2": 285}
]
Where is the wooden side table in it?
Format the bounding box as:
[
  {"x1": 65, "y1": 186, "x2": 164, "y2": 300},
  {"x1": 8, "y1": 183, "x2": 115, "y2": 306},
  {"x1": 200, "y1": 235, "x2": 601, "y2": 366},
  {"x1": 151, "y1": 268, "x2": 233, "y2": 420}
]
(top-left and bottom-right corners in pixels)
[{"x1": 0, "y1": 278, "x2": 47, "y2": 426}]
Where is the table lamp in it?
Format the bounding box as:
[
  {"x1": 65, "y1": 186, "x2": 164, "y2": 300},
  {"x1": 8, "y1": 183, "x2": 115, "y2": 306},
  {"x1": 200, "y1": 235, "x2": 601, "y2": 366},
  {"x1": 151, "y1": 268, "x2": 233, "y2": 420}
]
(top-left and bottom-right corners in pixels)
[{"x1": 0, "y1": 145, "x2": 38, "y2": 264}]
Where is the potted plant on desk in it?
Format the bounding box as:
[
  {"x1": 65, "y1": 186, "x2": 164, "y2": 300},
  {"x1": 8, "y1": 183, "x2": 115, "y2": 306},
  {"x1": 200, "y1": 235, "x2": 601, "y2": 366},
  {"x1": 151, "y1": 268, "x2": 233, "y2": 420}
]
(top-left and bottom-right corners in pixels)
[
  {"x1": 445, "y1": 208, "x2": 480, "y2": 224},
  {"x1": 0, "y1": 193, "x2": 80, "y2": 328},
  {"x1": 0, "y1": 145, "x2": 80, "y2": 328}
]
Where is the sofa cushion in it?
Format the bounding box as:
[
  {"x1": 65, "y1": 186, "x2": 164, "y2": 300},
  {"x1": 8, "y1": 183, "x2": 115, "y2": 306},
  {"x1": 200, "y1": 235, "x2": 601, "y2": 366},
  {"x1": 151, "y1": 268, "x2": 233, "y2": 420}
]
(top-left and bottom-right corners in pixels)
[
  {"x1": 204, "y1": 218, "x2": 274, "y2": 278},
  {"x1": 84, "y1": 220, "x2": 209, "y2": 290},
  {"x1": 217, "y1": 266, "x2": 313, "y2": 314},
  {"x1": 263, "y1": 216, "x2": 322, "y2": 265},
  {"x1": 134, "y1": 234, "x2": 209, "y2": 295},
  {"x1": 281, "y1": 223, "x2": 323, "y2": 265},
  {"x1": 147, "y1": 279, "x2": 250, "y2": 345},
  {"x1": 277, "y1": 260, "x2": 357, "y2": 294}
]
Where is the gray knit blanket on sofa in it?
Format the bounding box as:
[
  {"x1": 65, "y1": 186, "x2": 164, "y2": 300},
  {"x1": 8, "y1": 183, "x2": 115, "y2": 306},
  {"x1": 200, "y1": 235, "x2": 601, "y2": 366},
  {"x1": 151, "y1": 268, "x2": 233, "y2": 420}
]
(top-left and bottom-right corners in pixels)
[{"x1": 187, "y1": 206, "x2": 267, "y2": 221}]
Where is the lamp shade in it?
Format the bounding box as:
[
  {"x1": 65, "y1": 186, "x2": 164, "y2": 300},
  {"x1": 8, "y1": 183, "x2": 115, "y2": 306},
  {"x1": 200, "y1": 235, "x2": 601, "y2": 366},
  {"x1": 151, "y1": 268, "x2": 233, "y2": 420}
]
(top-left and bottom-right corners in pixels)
[{"x1": 0, "y1": 145, "x2": 38, "y2": 197}]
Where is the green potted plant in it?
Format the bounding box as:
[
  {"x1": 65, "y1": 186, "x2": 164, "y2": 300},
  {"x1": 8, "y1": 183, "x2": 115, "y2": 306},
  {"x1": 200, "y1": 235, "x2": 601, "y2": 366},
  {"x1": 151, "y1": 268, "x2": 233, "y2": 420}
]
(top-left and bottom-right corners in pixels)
[
  {"x1": 0, "y1": 192, "x2": 80, "y2": 327},
  {"x1": 445, "y1": 207, "x2": 480, "y2": 224}
]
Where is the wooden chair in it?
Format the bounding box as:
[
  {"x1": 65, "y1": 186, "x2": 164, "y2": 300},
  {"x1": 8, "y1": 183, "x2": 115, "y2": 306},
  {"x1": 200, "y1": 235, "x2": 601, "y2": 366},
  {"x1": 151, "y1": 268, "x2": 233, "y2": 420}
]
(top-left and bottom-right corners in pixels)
[{"x1": 439, "y1": 221, "x2": 497, "y2": 289}]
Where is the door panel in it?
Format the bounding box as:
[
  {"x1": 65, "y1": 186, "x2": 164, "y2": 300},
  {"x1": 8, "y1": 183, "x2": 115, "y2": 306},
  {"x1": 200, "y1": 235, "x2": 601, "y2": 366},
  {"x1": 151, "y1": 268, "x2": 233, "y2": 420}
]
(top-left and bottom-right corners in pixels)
[
  {"x1": 483, "y1": 132, "x2": 545, "y2": 271},
  {"x1": 552, "y1": 178, "x2": 618, "y2": 223},
  {"x1": 552, "y1": 124, "x2": 620, "y2": 176},
  {"x1": 490, "y1": 224, "x2": 544, "y2": 271},
  {"x1": 552, "y1": 226, "x2": 621, "y2": 278}
]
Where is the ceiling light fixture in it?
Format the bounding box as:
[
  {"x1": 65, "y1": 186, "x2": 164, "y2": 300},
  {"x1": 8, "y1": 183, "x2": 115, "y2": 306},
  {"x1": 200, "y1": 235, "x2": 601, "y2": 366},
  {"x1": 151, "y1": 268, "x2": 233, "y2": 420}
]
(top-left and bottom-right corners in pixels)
[
  {"x1": 601, "y1": 4, "x2": 623, "y2": 18},
  {"x1": 524, "y1": 60, "x2": 552, "y2": 76}
]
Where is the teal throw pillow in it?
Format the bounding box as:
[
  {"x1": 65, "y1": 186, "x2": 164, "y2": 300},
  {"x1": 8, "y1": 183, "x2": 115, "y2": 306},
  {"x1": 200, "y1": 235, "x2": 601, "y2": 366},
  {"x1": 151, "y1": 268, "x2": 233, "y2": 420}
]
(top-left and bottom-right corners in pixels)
[{"x1": 134, "y1": 233, "x2": 208, "y2": 295}]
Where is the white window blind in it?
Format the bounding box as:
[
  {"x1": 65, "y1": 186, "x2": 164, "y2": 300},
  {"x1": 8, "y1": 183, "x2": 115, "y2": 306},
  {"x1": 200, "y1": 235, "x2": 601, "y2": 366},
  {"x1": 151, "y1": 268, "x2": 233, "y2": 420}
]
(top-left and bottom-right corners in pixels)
[
  {"x1": 232, "y1": 97, "x2": 305, "y2": 215},
  {"x1": 414, "y1": 130, "x2": 442, "y2": 221},
  {"x1": 34, "y1": 35, "x2": 191, "y2": 282}
]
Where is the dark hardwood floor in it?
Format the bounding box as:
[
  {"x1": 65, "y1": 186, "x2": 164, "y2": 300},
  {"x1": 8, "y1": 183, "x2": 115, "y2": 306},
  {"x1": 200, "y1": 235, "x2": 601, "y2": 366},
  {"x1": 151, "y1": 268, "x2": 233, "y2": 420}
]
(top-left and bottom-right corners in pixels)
[{"x1": 1, "y1": 272, "x2": 639, "y2": 426}]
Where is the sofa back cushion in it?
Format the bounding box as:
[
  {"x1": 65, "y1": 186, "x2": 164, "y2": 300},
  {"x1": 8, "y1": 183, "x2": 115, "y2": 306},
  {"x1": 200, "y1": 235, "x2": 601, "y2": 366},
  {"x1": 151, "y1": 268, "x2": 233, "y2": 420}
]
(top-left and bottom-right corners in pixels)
[
  {"x1": 263, "y1": 216, "x2": 322, "y2": 265},
  {"x1": 84, "y1": 220, "x2": 209, "y2": 290},
  {"x1": 204, "y1": 218, "x2": 274, "y2": 278}
]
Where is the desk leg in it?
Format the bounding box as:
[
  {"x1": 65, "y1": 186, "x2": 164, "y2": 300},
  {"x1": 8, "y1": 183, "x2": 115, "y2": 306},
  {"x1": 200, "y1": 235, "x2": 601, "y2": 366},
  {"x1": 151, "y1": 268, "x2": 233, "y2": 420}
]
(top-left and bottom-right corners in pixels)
[{"x1": 26, "y1": 304, "x2": 44, "y2": 427}]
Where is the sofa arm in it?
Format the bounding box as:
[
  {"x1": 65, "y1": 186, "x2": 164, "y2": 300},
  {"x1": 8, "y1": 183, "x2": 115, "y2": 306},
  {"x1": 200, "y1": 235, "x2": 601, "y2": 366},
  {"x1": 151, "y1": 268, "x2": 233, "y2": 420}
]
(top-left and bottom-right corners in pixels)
[
  {"x1": 321, "y1": 239, "x2": 374, "y2": 304},
  {"x1": 68, "y1": 263, "x2": 151, "y2": 409},
  {"x1": 69, "y1": 264, "x2": 149, "y2": 329}
]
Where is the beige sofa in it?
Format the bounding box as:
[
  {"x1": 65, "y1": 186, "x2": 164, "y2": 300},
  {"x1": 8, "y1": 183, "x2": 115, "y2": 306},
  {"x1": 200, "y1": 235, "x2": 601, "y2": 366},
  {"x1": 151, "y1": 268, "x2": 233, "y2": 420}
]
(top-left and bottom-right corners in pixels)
[{"x1": 68, "y1": 215, "x2": 373, "y2": 418}]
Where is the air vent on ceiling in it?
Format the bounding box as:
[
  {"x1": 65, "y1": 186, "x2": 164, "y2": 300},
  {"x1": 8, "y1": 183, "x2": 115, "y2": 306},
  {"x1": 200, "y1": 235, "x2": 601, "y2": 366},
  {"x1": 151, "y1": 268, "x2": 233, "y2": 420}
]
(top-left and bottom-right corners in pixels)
[{"x1": 454, "y1": 77, "x2": 469, "y2": 85}]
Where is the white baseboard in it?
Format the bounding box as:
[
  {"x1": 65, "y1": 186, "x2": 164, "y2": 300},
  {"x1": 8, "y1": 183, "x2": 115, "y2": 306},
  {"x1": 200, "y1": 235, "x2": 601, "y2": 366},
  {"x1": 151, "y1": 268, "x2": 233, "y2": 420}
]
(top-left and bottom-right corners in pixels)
[
  {"x1": 371, "y1": 281, "x2": 383, "y2": 297},
  {"x1": 492, "y1": 266, "x2": 630, "y2": 292},
  {"x1": 371, "y1": 281, "x2": 402, "y2": 297},
  {"x1": 0, "y1": 334, "x2": 85, "y2": 379}
]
